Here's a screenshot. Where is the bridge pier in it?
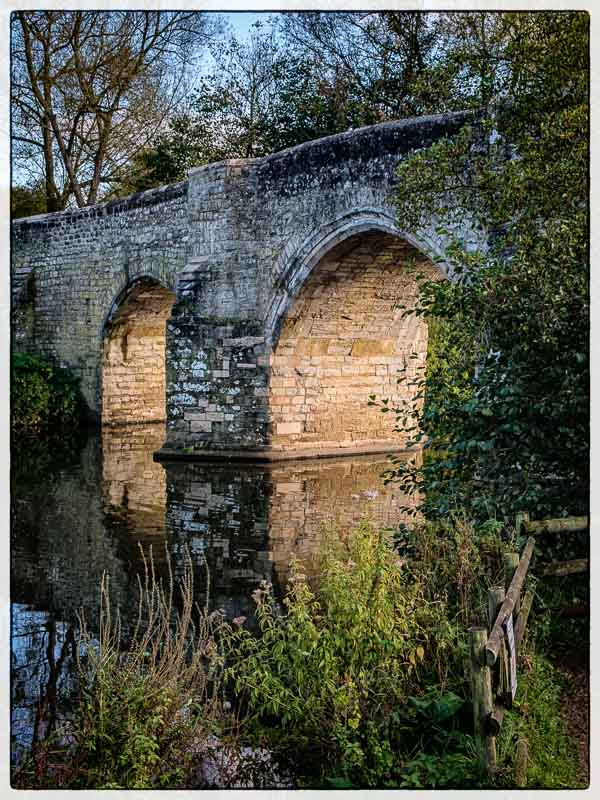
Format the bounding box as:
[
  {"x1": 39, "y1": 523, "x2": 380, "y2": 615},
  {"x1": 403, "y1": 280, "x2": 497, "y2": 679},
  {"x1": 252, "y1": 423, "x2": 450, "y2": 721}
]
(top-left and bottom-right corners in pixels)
[{"x1": 160, "y1": 307, "x2": 272, "y2": 457}]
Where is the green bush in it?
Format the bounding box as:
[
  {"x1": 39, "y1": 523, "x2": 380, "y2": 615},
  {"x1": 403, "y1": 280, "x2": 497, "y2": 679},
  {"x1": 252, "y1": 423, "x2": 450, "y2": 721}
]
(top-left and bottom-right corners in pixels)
[
  {"x1": 397, "y1": 517, "x2": 507, "y2": 628},
  {"x1": 227, "y1": 519, "x2": 581, "y2": 789},
  {"x1": 386, "y1": 13, "x2": 588, "y2": 522},
  {"x1": 227, "y1": 522, "x2": 472, "y2": 787},
  {"x1": 11, "y1": 353, "x2": 84, "y2": 437}
]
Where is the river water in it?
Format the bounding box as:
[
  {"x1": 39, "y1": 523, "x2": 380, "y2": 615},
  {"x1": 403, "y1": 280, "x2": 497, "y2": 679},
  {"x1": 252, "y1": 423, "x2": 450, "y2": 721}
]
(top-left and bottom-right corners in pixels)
[{"x1": 11, "y1": 424, "x2": 420, "y2": 762}]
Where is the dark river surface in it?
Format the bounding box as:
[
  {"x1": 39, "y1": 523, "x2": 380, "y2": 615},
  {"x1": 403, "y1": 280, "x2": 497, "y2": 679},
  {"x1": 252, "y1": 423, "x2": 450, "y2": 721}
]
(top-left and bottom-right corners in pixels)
[{"x1": 11, "y1": 424, "x2": 420, "y2": 763}]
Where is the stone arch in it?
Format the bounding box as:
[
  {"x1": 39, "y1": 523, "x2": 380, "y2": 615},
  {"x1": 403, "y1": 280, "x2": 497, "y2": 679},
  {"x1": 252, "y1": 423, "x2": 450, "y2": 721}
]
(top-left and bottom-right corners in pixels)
[
  {"x1": 101, "y1": 276, "x2": 176, "y2": 425},
  {"x1": 265, "y1": 209, "x2": 448, "y2": 346},
  {"x1": 267, "y1": 225, "x2": 444, "y2": 455}
]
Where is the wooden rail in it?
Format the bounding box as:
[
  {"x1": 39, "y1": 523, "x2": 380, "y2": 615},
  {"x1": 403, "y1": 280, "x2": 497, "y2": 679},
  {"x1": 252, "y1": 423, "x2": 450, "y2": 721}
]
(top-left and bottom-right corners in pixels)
[
  {"x1": 517, "y1": 511, "x2": 589, "y2": 577},
  {"x1": 468, "y1": 512, "x2": 588, "y2": 783},
  {"x1": 540, "y1": 558, "x2": 588, "y2": 577},
  {"x1": 522, "y1": 515, "x2": 588, "y2": 535},
  {"x1": 484, "y1": 537, "x2": 535, "y2": 667},
  {"x1": 514, "y1": 591, "x2": 533, "y2": 649}
]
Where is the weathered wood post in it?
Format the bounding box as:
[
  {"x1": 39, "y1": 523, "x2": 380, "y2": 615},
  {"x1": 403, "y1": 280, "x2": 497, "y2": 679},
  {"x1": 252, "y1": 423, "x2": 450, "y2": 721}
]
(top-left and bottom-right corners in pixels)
[
  {"x1": 469, "y1": 626, "x2": 496, "y2": 774},
  {"x1": 469, "y1": 537, "x2": 536, "y2": 781},
  {"x1": 488, "y1": 586, "x2": 505, "y2": 629},
  {"x1": 504, "y1": 552, "x2": 521, "y2": 616},
  {"x1": 515, "y1": 511, "x2": 529, "y2": 537},
  {"x1": 485, "y1": 538, "x2": 535, "y2": 667},
  {"x1": 487, "y1": 585, "x2": 507, "y2": 724},
  {"x1": 515, "y1": 738, "x2": 529, "y2": 786}
]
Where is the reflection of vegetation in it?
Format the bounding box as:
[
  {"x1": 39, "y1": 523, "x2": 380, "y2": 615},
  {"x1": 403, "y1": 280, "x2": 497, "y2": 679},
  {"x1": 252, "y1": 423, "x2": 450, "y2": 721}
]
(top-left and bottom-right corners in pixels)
[
  {"x1": 11, "y1": 609, "x2": 78, "y2": 765},
  {"x1": 11, "y1": 354, "x2": 85, "y2": 439},
  {"x1": 11, "y1": 432, "x2": 86, "y2": 491}
]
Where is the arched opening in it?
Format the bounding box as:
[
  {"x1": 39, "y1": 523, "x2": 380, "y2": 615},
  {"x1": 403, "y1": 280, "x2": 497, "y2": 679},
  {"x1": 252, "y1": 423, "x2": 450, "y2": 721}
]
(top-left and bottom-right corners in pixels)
[
  {"x1": 269, "y1": 230, "x2": 441, "y2": 454},
  {"x1": 102, "y1": 278, "x2": 175, "y2": 425}
]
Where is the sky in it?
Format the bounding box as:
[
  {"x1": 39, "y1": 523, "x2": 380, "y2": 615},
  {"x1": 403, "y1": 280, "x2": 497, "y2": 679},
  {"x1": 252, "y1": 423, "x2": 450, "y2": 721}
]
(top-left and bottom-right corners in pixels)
[
  {"x1": 225, "y1": 11, "x2": 277, "y2": 38},
  {"x1": 195, "y1": 11, "x2": 280, "y2": 77}
]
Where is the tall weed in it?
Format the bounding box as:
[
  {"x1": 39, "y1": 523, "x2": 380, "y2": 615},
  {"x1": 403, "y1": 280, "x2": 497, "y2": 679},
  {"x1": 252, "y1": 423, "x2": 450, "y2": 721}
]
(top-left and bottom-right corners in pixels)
[
  {"x1": 227, "y1": 522, "x2": 461, "y2": 786},
  {"x1": 14, "y1": 546, "x2": 237, "y2": 789}
]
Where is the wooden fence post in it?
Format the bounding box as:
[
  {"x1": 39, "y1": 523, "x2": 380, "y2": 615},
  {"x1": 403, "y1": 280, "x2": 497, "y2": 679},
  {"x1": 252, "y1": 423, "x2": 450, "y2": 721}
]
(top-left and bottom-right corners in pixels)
[
  {"x1": 515, "y1": 511, "x2": 529, "y2": 537},
  {"x1": 515, "y1": 738, "x2": 528, "y2": 787},
  {"x1": 488, "y1": 586, "x2": 505, "y2": 630},
  {"x1": 504, "y1": 552, "x2": 521, "y2": 617},
  {"x1": 488, "y1": 585, "x2": 509, "y2": 710},
  {"x1": 485, "y1": 537, "x2": 535, "y2": 667},
  {"x1": 469, "y1": 626, "x2": 496, "y2": 775}
]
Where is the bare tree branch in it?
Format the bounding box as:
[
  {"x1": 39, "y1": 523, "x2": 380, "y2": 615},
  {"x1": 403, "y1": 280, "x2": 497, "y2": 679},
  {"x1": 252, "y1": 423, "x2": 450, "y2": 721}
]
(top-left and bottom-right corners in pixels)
[{"x1": 11, "y1": 10, "x2": 219, "y2": 210}]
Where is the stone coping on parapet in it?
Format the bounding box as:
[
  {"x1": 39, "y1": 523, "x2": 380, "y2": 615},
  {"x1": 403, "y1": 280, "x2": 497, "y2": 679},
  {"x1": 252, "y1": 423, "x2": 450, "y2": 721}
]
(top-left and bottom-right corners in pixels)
[
  {"x1": 13, "y1": 109, "x2": 476, "y2": 231},
  {"x1": 154, "y1": 441, "x2": 417, "y2": 465},
  {"x1": 187, "y1": 109, "x2": 476, "y2": 176},
  {"x1": 11, "y1": 179, "x2": 188, "y2": 230}
]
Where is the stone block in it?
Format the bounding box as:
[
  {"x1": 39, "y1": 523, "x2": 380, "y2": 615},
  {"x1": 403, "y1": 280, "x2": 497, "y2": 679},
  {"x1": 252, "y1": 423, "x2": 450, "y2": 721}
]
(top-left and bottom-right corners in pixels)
[{"x1": 276, "y1": 422, "x2": 303, "y2": 435}]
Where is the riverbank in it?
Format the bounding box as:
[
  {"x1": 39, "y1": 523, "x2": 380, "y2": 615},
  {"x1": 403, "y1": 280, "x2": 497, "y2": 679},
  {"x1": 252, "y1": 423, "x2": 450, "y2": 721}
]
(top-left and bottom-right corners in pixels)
[
  {"x1": 554, "y1": 649, "x2": 589, "y2": 786},
  {"x1": 12, "y1": 516, "x2": 584, "y2": 789}
]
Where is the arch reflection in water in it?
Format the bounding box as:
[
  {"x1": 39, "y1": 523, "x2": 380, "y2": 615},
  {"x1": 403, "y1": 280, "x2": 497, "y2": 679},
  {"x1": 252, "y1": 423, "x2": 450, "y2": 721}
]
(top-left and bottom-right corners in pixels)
[
  {"x1": 163, "y1": 449, "x2": 423, "y2": 598},
  {"x1": 11, "y1": 424, "x2": 421, "y2": 760}
]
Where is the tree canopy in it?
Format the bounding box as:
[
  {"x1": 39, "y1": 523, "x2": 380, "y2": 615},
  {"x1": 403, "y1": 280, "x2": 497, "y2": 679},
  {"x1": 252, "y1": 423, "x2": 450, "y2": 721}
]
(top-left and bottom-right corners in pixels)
[
  {"x1": 11, "y1": 11, "x2": 220, "y2": 211},
  {"x1": 111, "y1": 12, "x2": 499, "y2": 195},
  {"x1": 387, "y1": 11, "x2": 589, "y2": 520}
]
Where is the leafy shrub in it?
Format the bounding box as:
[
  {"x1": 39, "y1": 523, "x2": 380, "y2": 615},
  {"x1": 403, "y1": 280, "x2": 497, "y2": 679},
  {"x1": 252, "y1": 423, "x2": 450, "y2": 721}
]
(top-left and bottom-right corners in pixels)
[
  {"x1": 12, "y1": 519, "x2": 580, "y2": 789},
  {"x1": 398, "y1": 517, "x2": 507, "y2": 628},
  {"x1": 385, "y1": 13, "x2": 588, "y2": 522},
  {"x1": 11, "y1": 353, "x2": 84, "y2": 437},
  {"x1": 227, "y1": 522, "x2": 465, "y2": 786}
]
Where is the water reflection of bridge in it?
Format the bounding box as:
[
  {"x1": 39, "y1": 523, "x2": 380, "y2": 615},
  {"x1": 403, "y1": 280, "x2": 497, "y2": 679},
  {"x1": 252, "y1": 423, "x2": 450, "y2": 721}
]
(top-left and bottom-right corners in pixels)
[
  {"x1": 14, "y1": 424, "x2": 423, "y2": 621},
  {"x1": 11, "y1": 423, "x2": 421, "y2": 758}
]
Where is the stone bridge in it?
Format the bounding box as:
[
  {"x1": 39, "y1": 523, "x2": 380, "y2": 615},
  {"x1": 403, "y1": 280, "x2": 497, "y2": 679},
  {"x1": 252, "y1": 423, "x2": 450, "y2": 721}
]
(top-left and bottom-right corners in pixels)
[{"x1": 12, "y1": 110, "x2": 482, "y2": 460}]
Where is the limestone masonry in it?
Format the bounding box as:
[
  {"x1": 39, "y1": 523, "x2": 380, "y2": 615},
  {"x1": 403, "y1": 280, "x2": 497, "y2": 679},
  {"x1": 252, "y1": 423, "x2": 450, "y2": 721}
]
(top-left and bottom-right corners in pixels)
[{"x1": 11, "y1": 111, "x2": 481, "y2": 459}]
